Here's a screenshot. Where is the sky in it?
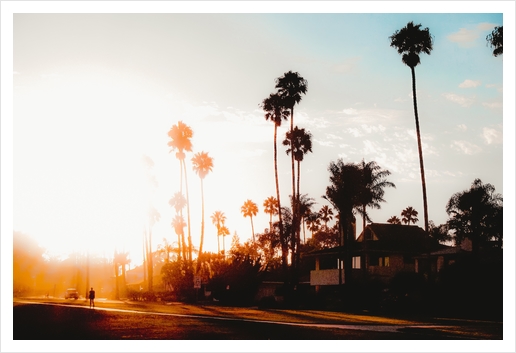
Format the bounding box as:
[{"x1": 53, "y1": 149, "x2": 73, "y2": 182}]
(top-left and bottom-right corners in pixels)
[
  {"x1": 3, "y1": 4, "x2": 514, "y2": 268},
  {"x1": 2, "y1": 2, "x2": 515, "y2": 352}
]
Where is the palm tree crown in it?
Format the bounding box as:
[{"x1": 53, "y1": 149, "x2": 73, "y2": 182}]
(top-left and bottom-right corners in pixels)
[
  {"x1": 261, "y1": 93, "x2": 290, "y2": 127},
  {"x1": 401, "y1": 206, "x2": 419, "y2": 225},
  {"x1": 275, "y1": 71, "x2": 308, "y2": 110},
  {"x1": 389, "y1": 21, "x2": 433, "y2": 68},
  {"x1": 241, "y1": 199, "x2": 259, "y2": 242},
  {"x1": 167, "y1": 121, "x2": 193, "y2": 159},
  {"x1": 283, "y1": 126, "x2": 313, "y2": 163},
  {"x1": 192, "y1": 151, "x2": 214, "y2": 179}
]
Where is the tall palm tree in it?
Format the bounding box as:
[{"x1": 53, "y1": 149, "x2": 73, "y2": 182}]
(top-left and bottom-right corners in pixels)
[
  {"x1": 263, "y1": 196, "x2": 278, "y2": 232},
  {"x1": 401, "y1": 206, "x2": 419, "y2": 225},
  {"x1": 211, "y1": 211, "x2": 226, "y2": 255},
  {"x1": 169, "y1": 192, "x2": 187, "y2": 261},
  {"x1": 167, "y1": 121, "x2": 194, "y2": 262},
  {"x1": 305, "y1": 212, "x2": 321, "y2": 238},
  {"x1": 275, "y1": 71, "x2": 308, "y2": 270},
  {"x1": 261, "y1": 92, "x2": 290, "y2": 271},
  {"x1": 241, "y1": 199, "x2": 259, "y2": 242},
  {"x1": 283, "y1": 127, "x2": 313, "y2": 261},
  {"x1": 192, "y1": 151, "x2": 214, "y2": 272},
  {"x1": 387, "y1": 216, "x2": 402, "y2": 224},
  {"x1": 390, "y1": 22, "x2": 433, "y2": 233},
  {"x1": 356, "y1": 160, "x2": 396, "y2": 234}
]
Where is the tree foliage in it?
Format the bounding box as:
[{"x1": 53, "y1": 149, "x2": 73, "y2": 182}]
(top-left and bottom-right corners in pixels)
[
  {"x1": 446, "y1": 179, "x2": 503, "y2": 252},
  {"x1": 486, "y1": 26, "x2": 503, "y2": 57}
]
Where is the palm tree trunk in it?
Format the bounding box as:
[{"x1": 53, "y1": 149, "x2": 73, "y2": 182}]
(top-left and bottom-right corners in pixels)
[
  {"x1": 411, "y1": 66, "x2": 429, "y2": 233},
  {"x1": 196, "y1": 178, "x2": 205, "y2": 274},
  {"x1": 183, "y1": 159, "x2": 193, "y2": 264},
  {"x1": 362, "y1": 204, "x2": 369, "y2": 269},
  {"x1": 147, "y1": 226, "x2": 153, "y2": 292},
  {"x1": 251, "y1": 215, "x2": 254, "y2": 243},
  {"x1": 295, "y1": 159, "x2": 302, "y2": 272},
  {"x1": 142, "y1": 230, "x2": 147, "y2": 285},
  {"x1": 274, "y1": 124, "x2": 287, "y2": 276},
  {"x1": 114, "y1": 260, "x2": 120, "y2": 300},
  {"x1": 290, "y1": 107, "x2": 296, "y2": 271}
]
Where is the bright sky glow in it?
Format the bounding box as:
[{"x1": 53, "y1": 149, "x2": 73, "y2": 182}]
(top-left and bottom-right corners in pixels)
[
  {"x1": 6, "y1": 6, "x2": 512, "y2": 265},
  {"x1": 2, "y1": 2, "x2": 515, "y2": 352}
]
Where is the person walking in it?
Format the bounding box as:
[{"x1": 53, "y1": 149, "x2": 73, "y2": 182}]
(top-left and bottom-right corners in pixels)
[{"x1": 89, "y1": 287, "x2": 95, "y2": 308}]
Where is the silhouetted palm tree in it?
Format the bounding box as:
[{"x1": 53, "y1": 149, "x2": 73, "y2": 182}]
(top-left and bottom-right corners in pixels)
[
  {"x1": 305, "y1": 212, "x2": 321, "y2": 238},
  {"x1": 296, "y1": 194, "x2": 316, "y2": 243},
  {"x1": 261, "y1": 92, "x2": 290, "y2": 270},
  {"x1": 263, "y1": 196, "x2": 278, "y2": 232},
  {"x1": 192, "y1": 151, "x2": 214, "y2": 272},
  {"x1": 401, "y1": 206, "x2": 419, "y2": 225},
  {"x1": 275, "y1": 71, "x2": 308, "y2": 270},
  {"x1": 158, "y1": 237, "x2": 175, "y2": 263},
  {"x1": 283, "y1": 127, "x2": 313, "y2": 260},
  {"x1": 241, "y1": 199, "x2": 259, "y2": 242},
  {"x1": 486, "y1": 26, "x2": 503, "y2": 57},
  {"x1": 390, "y1": 22, "x2": 433, "y2": 233},
  {"x1": 211, "y1": 211, "x2": 226, "y2": 255},
  {"x1": 318, "y1": 205, "x2": 334, "y2": 230},
  {"x1": 167, "y1": 121, "x2": 194, "y2": 262},
  {"x1": 219, "y1": 225, "x2": 230, "y2": 257},
  {"x1": 446, "y1": 179, "x2": 503, "y2": 254},
  {"x1": 171, "y1": 214, "x2": 186, "y2": 260},
  {"x1": 387, "y1": 216, "x2": 402, "y2": 224},
  {"x1": 324, "y1": 160, "x2": 362, "y2": 285},
  {"x1": 356, "y1": 160, "x2": 395, "y2": 233},
  {"x1": 169, "y1": 192, "x2": 187, "y2": 261}
]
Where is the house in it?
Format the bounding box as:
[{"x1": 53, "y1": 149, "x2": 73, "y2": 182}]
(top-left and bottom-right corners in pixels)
[{"x1": 305, "y1": 223, "x2": 445, "y2": 288}]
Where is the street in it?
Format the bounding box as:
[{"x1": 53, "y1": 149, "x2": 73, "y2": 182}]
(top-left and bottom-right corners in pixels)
[{"x1": 11, "y1": 297, "x2": 503, "y2": 345}]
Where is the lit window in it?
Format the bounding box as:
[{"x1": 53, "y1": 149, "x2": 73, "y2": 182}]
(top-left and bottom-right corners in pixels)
[
  {"x1": 384, "y1": 256, "x2": 390, "y2": 267},
  {"x1": 352, "y1": 256, "x2": 361, "y2": 269}
]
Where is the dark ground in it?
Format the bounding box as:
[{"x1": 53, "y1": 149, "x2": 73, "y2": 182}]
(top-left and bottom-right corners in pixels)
[{"x1": 12, "y1": 299, "x2": 504, "y2": 340}]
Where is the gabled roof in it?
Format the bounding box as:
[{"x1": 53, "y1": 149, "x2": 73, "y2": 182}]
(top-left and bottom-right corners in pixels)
[{"x1": 356, "y1": 223, "x2": 441, "y2": 253}]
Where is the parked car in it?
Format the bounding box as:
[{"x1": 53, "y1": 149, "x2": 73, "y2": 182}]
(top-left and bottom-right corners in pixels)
[{"x1": 65, "y1": 288, "x2": 79, "y2": 300}]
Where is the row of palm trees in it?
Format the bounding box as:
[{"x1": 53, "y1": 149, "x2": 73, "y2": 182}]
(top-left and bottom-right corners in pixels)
[
  {"x1": 387, "y1": 206, "x2": 420, "y2": 225},
  {"x1": 260, "y1": 71, "x2": 311, "y2": 279}
]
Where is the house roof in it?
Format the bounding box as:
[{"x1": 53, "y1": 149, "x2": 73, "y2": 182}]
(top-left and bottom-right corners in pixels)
[{"x1": 356, "y1": 223, "x2": 441, "y2": 253}]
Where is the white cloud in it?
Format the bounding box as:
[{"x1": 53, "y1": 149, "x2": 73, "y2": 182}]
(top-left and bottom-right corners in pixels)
[
  {"x1": 447, "y1": 28, "x2": 478, "y2": 45},
  {"x1": 333, "y1": 57, "x2": 361, "y2": 74},
  {"x1": 347, "y1": 128, "x2": 362, "y2": 138},
  {"x1": 482, "y1": 101, "x2": 502, "y2": 109},
  {"x1": 316, "y1": 139, "x2": 334, "y2": 147},
  {"x1": 361, "y1": 124, "x2": 386, "y2": 134},
  {"x1": 442, "y1": 93, "x2": 475, "y2": 107},
  {"x1": 459, "y1": 79, "x2": 481, "y2": 88},
  {"x1": 477, "y1": 22, "x2": 497, "y2": 31},
  {"x1": 447, "y1": 23, "x2": 496, "y2": 47},
  {"x1": 326, "y1": 133, "x2": 343, "y2": 140},
  {"x1": 482, "y1": 127, "x2": 502, "y2": 145},
  {"x1": 457, "y1": 124, "x2": 467, "y2": 131},
  {"x1": 451, "y1": 140, "x2": 482, "y2": 155},
  {"x1": 342, "y1": 108, "x2": 358, "y2": 115}
]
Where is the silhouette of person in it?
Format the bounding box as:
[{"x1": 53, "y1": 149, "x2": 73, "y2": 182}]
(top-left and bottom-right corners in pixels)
[{"x1": 89, "y1": 287, "x2": 95, "y2": 308}]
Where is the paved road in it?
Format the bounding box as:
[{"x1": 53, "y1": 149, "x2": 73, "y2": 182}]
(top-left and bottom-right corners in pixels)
[{"x1": 12, "y1": 297, "x2": 503, "y2": 342}]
